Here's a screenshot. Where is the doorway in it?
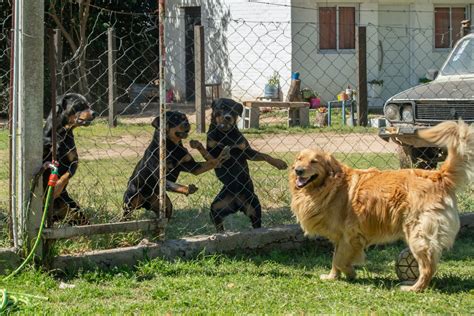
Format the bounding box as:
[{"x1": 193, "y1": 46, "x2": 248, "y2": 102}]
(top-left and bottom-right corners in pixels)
[{"x1": 184, "y1": 7, "x2": 201, "y2": 101}]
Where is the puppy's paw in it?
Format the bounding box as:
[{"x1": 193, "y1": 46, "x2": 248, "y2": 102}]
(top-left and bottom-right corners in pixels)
[
  {"x1": 189, "y1": 140, "x2": 203, "y2": 149},
  {"x1": 187, "y1": 184, "x2": 198, "y2": 195},
  {"x1": 320, "y1": 273, "x2": 339, "y2": 281},
  {"x1": 219, "y1": 146, "x2": 231, "y2": 161},
  {"x1": 272, "y1": 158, "x2": 288, "y2": 170}
]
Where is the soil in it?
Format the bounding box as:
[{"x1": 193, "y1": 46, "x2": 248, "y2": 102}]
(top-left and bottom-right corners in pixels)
[{"x1": 79, "y1": 130, "x2": 397, "y2": 161}]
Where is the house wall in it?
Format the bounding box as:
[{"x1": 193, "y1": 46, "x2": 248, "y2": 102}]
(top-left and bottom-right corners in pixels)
[
  {"x1": 291, "y1": 1, "x2": 380, "y2": 104},
  {"x1": 291, "y1": 0, "x2": 474, "y2": 105},
  {"x1": 165, "y1": 0, "x2": 292, "y2": 102}
]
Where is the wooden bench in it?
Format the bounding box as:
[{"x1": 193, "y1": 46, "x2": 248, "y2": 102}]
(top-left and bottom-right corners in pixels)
[{"x1": 239, "y1": 101, "x2": 310, "y2": 129}]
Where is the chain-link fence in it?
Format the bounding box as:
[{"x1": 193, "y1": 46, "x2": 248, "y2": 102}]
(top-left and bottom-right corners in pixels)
[
  {"x1": 0, "y1": 2, "x2": 11, "y2": 247},
  {"x1": 1, "y1": 2, "x2": 473, "y2": 253}
]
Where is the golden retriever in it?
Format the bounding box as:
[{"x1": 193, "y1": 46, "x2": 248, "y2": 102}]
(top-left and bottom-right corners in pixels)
[{"x1": 289, "y1": 121, "x2": 474, "y2": 292}]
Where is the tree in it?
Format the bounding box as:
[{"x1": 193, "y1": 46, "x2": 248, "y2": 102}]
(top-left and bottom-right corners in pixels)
[{"x1": 47, "y1": 0, "x2": 92, "y2": 95}]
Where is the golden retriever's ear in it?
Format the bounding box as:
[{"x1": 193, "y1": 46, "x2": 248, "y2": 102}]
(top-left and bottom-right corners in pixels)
[{"x1": 325, "y1": 153, "x2": 342, "y2": 176}]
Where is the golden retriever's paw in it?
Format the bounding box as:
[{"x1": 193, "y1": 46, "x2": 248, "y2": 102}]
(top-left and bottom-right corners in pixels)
[
  {"x1": 400, "y1": 283, "x2": 424, "y2": 292},
  {"x1": 319, "y1": 273, "x2": 339, "y2": 281},
  {"x1": 400, "y1": 285, "x2": 415, "y2": 292}
]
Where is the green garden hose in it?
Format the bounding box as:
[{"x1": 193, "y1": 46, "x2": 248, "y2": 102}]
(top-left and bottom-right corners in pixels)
[{"x1": 0, "y1": 166, "x2": 57, "y2": 312}]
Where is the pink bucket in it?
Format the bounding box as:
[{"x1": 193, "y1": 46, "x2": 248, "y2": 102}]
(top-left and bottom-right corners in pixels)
[{"x1": 309, "y1": 97, "x2": 321, "y2": 109}]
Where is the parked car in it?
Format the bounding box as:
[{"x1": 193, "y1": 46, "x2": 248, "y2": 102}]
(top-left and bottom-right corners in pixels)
[{"x1": 379, "y1": 32, "x2": 474, "y2": 169}]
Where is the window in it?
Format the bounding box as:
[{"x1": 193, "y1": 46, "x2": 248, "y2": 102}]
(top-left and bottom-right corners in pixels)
[
  {"x1": 319, "y1": 6, "x2": 355, "y2": 51},
  {"x1": 434, "y1": 6, "x2": 466, "y2": 49}
]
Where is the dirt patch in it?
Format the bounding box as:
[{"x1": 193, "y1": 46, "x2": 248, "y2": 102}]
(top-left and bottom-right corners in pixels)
[{"x1": 79, "y1": 132, "x2": 397, "y2": 161}]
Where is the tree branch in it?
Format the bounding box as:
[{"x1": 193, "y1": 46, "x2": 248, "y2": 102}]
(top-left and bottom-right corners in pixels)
[{"x1": 47, "y1": 11, "x2": 78, "y2": 53}]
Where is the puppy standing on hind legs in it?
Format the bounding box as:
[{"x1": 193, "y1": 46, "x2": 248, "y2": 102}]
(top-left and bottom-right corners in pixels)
[
  {"x1": 122, "y1": 111, "x2": 230, "y2": 221},
  {"x1": 289, "y1": 120, "x2": 473, "y2": 292},
  {"x1": 204, "y1": 98, "x2": 288, "y2": 232}
]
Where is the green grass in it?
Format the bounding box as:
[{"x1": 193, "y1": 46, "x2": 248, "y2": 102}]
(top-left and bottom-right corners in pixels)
[
  {"x1": 0, "y1": 118, "x2": 473, "y2": 313},
  {"x1": 1, "y1": 231, "x2": 473, "y2": 314}
]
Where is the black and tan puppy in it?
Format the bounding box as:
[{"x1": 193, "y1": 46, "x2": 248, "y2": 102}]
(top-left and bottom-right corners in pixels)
[
  {"x1": 201, "y1": 98, "x2": 288, "y2": 232},
  {"x1": 123, "y1": 111, "x2": 229, "y2": 220},
  {"x1": 43, "y1": 93, "x2": 97, "y2": 225}
]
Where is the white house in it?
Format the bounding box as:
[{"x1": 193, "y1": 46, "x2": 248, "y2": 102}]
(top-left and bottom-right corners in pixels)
[{"x1": 165, "y1": 0, "x2": 473, "y2": 105}]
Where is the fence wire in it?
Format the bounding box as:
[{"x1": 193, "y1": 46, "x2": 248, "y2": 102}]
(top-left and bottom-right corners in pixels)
[
  {"x1": 0, "y1": 6, "x2": 11, "y2": 247},
  {"x1": 1, "y1": 2, "x2": 473, "y2": 253}
]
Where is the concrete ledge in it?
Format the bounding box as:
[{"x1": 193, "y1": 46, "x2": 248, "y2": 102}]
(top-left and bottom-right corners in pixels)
[
  {"x1": 0, "y1": 248, "x2": 21, "y2": 275},
  {"x1": 51, "y1": 213, "x2": 474, "y2": 274},
  {"x1": 51, "y1": 225, "x2": 326, "y2": 274}
]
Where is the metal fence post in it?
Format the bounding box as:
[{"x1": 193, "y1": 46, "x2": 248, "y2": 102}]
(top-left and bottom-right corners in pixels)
[
  {"x1": 356, "y1": 26, "x2": 368, "y2": 127},
  {"x1": 108, "y1": 27, "x2": 117, "y2": 127},
  {"x1": 158, "y1": 0, "x2": 166, "y2": 236},
  {"x1": 11, "y1": 0, "x2": 44, "y2": 253},
  {"x1": 53, "y1": 29, "x2": 63, "y2": 95},
  {"x1": 194, "y1": 25, "x2": 205, "y2": 133}
]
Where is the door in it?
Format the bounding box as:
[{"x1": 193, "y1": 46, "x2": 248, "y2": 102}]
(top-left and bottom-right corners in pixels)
[
  {"x1": 378, "y1": 6, "x2": 411, "y2": 100},
  {"x1": 184, "y1": 7, "x2": 201, "y2": 101}
]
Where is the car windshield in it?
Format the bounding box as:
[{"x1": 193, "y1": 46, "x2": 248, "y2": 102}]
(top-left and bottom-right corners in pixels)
[{"x1": 441, "y1": 37, "x2": 474, "y2": 76}]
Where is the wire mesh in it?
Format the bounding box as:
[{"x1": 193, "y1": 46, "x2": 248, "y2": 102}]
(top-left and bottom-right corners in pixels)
[
  {"x1": 0, "y1": 4, "x2": 11, "y2": 247},
  {"x1": 1, "y1": 2, "x2": 473, "y2": 252}
]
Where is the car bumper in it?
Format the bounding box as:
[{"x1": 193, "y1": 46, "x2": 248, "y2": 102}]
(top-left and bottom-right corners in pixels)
[{"x1": 378, "y1": 125, "x2": 435, "y2": 147}]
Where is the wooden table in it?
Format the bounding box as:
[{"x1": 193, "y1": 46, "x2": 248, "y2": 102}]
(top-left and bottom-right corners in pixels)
[
  {"x1": 240, "y1": 101, "x2": 310, "y2": 129},
  {"x1": 327, "y1": 100, "x2": 356, "y2": 126}
]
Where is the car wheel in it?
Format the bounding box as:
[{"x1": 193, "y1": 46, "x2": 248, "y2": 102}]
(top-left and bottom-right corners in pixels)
[{"x1": 397, "y1": 145, "x2": 438, "y2": 170}]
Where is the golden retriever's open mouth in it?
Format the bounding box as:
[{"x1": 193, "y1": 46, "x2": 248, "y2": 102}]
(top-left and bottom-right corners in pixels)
[{"x1": 296, "y1": 174, "x2": 318, "y2": 189}]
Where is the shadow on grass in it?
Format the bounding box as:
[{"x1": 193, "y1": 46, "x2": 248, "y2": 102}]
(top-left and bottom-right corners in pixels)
[{"x1": 351, "y1": 274, "x2": 474, "y2": 294}]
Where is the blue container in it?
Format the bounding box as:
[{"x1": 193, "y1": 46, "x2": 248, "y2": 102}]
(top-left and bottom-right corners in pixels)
[
  {"x1": 292, "y1": 72, "x2": 300, "y2": 80},
  {"x1": 264, "y1": 84, "x2": 279, "y2": 99}
]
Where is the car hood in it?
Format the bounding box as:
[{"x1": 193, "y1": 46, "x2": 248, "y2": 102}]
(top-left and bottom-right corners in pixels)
[{"x1": 388, "y1": 79, "x2": 474, "y2": 101}]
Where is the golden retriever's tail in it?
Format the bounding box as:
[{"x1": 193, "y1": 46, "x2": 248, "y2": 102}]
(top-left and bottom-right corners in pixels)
[{"x1": 417, "y1": 120, "x2": 474, "y2": 188}]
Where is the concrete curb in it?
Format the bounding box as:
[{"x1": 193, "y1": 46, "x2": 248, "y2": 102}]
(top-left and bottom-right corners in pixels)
[{"x1": 51, "y1": 224, "x2": 327, "y2": 274}]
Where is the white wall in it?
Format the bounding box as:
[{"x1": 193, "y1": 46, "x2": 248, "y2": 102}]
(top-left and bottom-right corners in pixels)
[
  {"x1": 165, "y1": 0, "x2": 474, "y2": 103},
  {"x1": 291, "y1": 0, "x2": 474, "y2": 105},
  {"x1": 166, "y1": 0, "x2": 292, "y2": 102},
  {"x1": 292, "y1": 0, "x2": 378, "y2": 101},
  {"x1": 409, "y1": 2, "x2": 474, "y2": 86}
]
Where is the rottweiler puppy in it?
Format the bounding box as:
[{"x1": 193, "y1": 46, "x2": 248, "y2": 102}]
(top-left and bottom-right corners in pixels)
[
  {"x1": 43, "y1": 93, "x2": 97, "y2": 225},
  {"x1": 202, "y1": 98, "x2": 288, "y2": 232},
  {"x1": 123, "y1": 111, "x2": 229, "y2": 220}
]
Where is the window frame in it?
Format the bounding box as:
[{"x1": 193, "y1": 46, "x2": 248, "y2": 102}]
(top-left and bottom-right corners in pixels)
[
  {"x1": 433, "y1": 5, "x2": 468, "y2": 51},
  {"x1": 318, "y1": 4, "x2": 357, "y2": 53}
]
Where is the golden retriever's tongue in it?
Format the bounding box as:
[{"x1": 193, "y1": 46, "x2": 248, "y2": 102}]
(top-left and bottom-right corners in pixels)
[{"x1": 296, "y1": 176, "x2": 310, "y2": 188}]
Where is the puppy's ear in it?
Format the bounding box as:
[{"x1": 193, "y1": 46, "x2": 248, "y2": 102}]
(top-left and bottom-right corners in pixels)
[
  {"x1": 151, "y1": 116, "x2": 160, "y2": 129},
  {"x1": 234, "y1": 101, "x2": 243, "y2": 117},
  {"x1": 56, "y1": 94, "x2": 68, "y2": 114},
  {"x1": 211, "y1": 100, "x2": 218, "y2": 110}
]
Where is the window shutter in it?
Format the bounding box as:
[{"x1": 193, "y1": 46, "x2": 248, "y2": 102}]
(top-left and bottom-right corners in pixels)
[
  {"x1": 339, "y1": 7, "x2": 355, "y2": 49},
  {"x1": 319, "y1": 7, "x2": 336, "y2": 50},
  {"x1": 435, "y1": 7, "x2": 450, "y2": 48},
  {"x1": 451, "y1": 7, "x2": 466, "y2": 45}
]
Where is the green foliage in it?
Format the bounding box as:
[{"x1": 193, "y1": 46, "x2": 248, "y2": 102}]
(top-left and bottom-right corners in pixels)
[
  {"x1": 267, "y1": 72, "x2": 280, "y2": 87},
  {"x1": 368, "y1": 79, "x2": 384, "y2": 85}
]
